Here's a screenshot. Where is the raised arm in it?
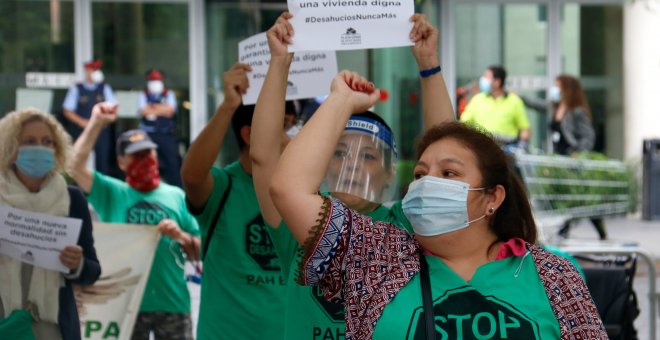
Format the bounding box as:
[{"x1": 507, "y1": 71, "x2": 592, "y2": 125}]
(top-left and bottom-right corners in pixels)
[
  {"x1": 250, "y1": 12, "x2": 294, "y2": 228},
  {"x1": 181, "y1": 63, "x2": 251, "y2": 210},
  {"x1": 410, "y1": 14, "x2": 455, "y2": 129},
  {"x1": 270, "y1": 71, "x2": 379, "y2": 244},
  {"x1": 67, "y1": 102, "x2": 117, "y2": 193}
]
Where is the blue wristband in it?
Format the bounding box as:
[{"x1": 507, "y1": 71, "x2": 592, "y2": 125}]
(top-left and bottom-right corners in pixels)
[{"x1": 419, "y1": 66, "x2": 441, "y2": 78}]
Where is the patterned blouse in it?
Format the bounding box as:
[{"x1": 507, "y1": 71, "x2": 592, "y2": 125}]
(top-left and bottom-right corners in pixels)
[{"x1": 298, "y1": 196, "x2": 607, "y2": 340}]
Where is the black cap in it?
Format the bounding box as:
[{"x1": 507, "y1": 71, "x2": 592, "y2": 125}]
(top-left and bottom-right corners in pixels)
[{"x1": 116, "y1": 130, "x2": 158, "y2": 156}]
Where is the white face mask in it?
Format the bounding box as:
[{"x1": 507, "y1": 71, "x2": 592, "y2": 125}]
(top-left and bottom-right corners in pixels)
[
  {"x1": 147, "y1": 80, "x2": 164, "y2": 95},
  {"x1": 479, "y1": 76, "x2": 492, "y2": 93},
  {"x1": 91, "y1": 70, "x2": 104, "y2": 84},
  {"x1": 548, "y1": 85, "x2": 561, "y2": 103},
  {"x1": 402, "y1": 176, "x2": 486, "y2": 236}
]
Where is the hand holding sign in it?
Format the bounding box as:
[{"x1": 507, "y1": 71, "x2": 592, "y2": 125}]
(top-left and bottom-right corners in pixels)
[
  {"x1": 268, "y1": 12, "x2": 295, "y2": 58},
  {"x1": 60, "y1": 245, "x2": 83, "y2": 270},
  {"x1": 330, "y1": 71, "x2": 380, "y2": 114},
  {"x1": 222, "y1": 63, "x2": 252, "y2": 111}
]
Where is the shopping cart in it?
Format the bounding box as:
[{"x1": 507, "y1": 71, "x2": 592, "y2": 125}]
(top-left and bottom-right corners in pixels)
[{"x1": 514, "y1": 152, "x2": 637, "y2": 240}]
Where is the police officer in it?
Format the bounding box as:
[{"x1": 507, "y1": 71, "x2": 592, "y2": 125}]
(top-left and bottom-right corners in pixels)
[
  {"x1": 137, "y1": 69, "x2": 182, "y2": 187},
  {"x1": 63, "y1": 59, "x2": 117, "y2": 176}
]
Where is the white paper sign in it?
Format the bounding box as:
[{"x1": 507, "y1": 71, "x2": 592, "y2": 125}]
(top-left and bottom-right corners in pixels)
[
  {"x1": 0, "y1": 205, "x2": 82, "y2": 273},
  {"x1": 287, "y1": 0, "x2": 414, "y2": 52},
  {"x1": 239, "y1": 32, "x2": 338, "y2": 105}
]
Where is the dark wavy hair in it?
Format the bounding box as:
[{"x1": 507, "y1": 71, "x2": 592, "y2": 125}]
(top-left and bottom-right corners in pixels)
[
  {"x1": 555, "y1": 74, "x2": 592, "y2": 119},
  {"x1": 416, "y1": 122, "x2": 537, "y2": 244}
]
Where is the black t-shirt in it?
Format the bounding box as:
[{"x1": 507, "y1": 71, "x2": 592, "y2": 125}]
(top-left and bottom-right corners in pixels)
[{"x1": 550, "y1": 120, "x2": 570, "y2": 155}]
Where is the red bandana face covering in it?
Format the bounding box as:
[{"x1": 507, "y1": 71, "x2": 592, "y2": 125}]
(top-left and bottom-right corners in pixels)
[{"x1": 126, "y1": 154, "x2": 160, "y2": 192}]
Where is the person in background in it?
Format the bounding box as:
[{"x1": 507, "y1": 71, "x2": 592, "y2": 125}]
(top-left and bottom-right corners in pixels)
[
  {"x1": 283, "y1": 101, "x2": 300, "y2": 137},
  {"x1": 269, "y1": 71, "x2": 606, "y2": 339},
  {"x1": 68, "y1": 103, "x2": 200, "y2": 340},
  {"x1": 138, "y1": 69, "x2": 182, "y2": 187},
  {"x1": 250, "y1": 12, "x2": 454, "y2": 339},
  {"x1": 548, "y1": 75, "x2": 606, "y2": 240},
  {"x1": 460, "y1": 65, "x2": 531, "y2": 151},
  {"x1": 180, "y1": 64, "x2": 288, "y2": 340},
  {"x1": 0, "y1": 108, "x2": 101, "y2": 340},
  {"x1": 63, "y1": 59, "x2": 117, "y2": 176}
]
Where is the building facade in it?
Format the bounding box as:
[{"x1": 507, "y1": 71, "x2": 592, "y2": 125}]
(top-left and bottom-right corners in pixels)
[{"x1": 1, "y1": 0, "x2": 658, "y2": 195}]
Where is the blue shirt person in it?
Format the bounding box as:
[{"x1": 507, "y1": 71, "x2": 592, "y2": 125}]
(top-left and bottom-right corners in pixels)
[
  {"x1": 137, "y1": 69, "x2": 182, "y2": 187},
  {"x1": 62, "y1": 59, "x2": 117, "y2": 176}
]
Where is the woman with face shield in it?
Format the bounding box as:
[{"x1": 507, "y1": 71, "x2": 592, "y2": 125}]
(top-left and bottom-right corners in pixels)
[
  {"x1": 0, "y1": 108, "x2": 101, "y2": 340},
  {"x1": 269, "y1": 71, "x2": 606, "y2": 339},
  {"x1": 325, "y1": 112, "x2": 398, "y2": 212},
  {"x1": 250, "y1": 12, "x2": 454, "y2": 339}
]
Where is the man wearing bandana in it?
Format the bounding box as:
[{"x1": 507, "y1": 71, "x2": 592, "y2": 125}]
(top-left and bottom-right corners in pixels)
[{"x1": 68, "y1": 102, "x2": 201, "y2": 340}]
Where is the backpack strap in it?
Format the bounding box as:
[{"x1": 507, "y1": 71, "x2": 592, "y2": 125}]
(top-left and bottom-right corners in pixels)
[{"x1": 201, "y1": 173, "x2": 232, "y2": 261}]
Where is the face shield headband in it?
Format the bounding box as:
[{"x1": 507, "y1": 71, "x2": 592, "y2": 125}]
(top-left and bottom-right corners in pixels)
[{"x1": 323, "y1": 116, "x2": 398, "y2": 203}]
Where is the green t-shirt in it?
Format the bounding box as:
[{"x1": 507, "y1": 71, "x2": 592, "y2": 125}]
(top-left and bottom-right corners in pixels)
[
  {"x1": 193, "y1": 162, "x2": 286, "y2": 340},
  {"x1": 460, "y1": 92, "x2": 530, "y2": 139},
  {"x1": 87, "y1": 172, "x2": 200, "y2": 313},
  {"x1": 267, "y1": 200, "x2": 410, "y2": 339},
  {"x1": 373, "y1": 253, "x2": 560, "y2": 339}
]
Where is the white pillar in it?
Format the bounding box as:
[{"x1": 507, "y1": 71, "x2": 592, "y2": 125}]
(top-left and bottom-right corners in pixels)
[
  {"x1": 74, "y1": 0, "x2": 93, "y2": 79},
  {"x1": 189, "y1": 0, "x2": 208, "y2": 140},
  {"x1": 624, "y1": 2, "x2": 660, "y2": 161}
]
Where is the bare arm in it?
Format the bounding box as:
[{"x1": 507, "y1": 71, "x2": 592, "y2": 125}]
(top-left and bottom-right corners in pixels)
[
  {"x1": 250, "y1": 12, "x2": 294, "y2": 228},
  {"x1": 181, "y1": 63, "x2": 251, "y2": 210},
  {"x1": 270, "y1": 71, "x2": 380, "y2": 244},
  {"x1": 68, "y1": 103, "x2": 118, "y2": 193},
  {"x1": 410, "y1": 14, "x2": 455, "y2": 129}
]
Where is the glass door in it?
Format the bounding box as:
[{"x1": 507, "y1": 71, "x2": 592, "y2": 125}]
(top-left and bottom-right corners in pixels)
[
  {"x1": 0, "y1": 0, "x2": 76, "y2": 117},
  {"x1": 560, "y1": 4, "x2": 623, "y2": 157},
  {"x1": 91, "y1": 1, "x2": 190, "y2": 142},
  {"x1": 454, "y1": 3, "x2": 549, "y2": 150}
]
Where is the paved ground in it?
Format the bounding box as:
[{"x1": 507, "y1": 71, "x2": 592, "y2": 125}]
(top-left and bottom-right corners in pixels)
[
  {"x1": 187, "y1": 215, "x2": 660, "y2": 339},
  {"x1": 561, "y1": 215, "x2": 660, "y2": 339}
]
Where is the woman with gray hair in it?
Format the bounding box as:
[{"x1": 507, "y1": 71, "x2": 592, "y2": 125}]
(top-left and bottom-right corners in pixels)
[{"x1": 0, "y1": 108, "x2": 100, "y2": 340}]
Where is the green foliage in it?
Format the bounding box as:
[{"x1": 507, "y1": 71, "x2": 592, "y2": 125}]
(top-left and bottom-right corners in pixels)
[{"x1": 524, "y1": 151, "x2": 638, "y2": 217}]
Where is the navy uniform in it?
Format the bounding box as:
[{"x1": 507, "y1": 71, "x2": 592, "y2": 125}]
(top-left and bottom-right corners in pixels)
[
  {"x1": 137, "y1": 69, "x2": 182, "y2": 187},
  {"x1": 62, "y1": 59, "x2": 116, "y2": 175}
]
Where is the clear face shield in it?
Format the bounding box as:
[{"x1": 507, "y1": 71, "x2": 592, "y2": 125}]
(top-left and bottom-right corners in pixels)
[{"x1": 323, "y1": 116, "x2": 398, "y2": 203}]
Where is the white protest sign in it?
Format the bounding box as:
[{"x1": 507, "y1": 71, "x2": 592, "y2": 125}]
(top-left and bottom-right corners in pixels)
[
  {"x1": 287, "y1": 0, "x2": 414, "y2": 52},
  {"x1": 0, "y1": 205, "x2": 82, "y2": 273},
  {"x1": 239, "y1": 32, "x2": 338, "y2": 105},
  {"x1": 79, "y1": 223, "x2": 159, "y2": 340}
]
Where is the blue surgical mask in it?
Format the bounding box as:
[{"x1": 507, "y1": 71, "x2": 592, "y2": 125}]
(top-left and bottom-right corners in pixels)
[
  {"x1": 479, "y1": 76, "x2": 492, "y2": 93},
  {"x1": 15, "y1": 146, "x2": 56, "y2": 178},
  {"x1": 548, "y1": 85, "x2": 561, "y2": 103},
  {"x1": 402, "y1": 176, "x2": 486, "y2": 236}
]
